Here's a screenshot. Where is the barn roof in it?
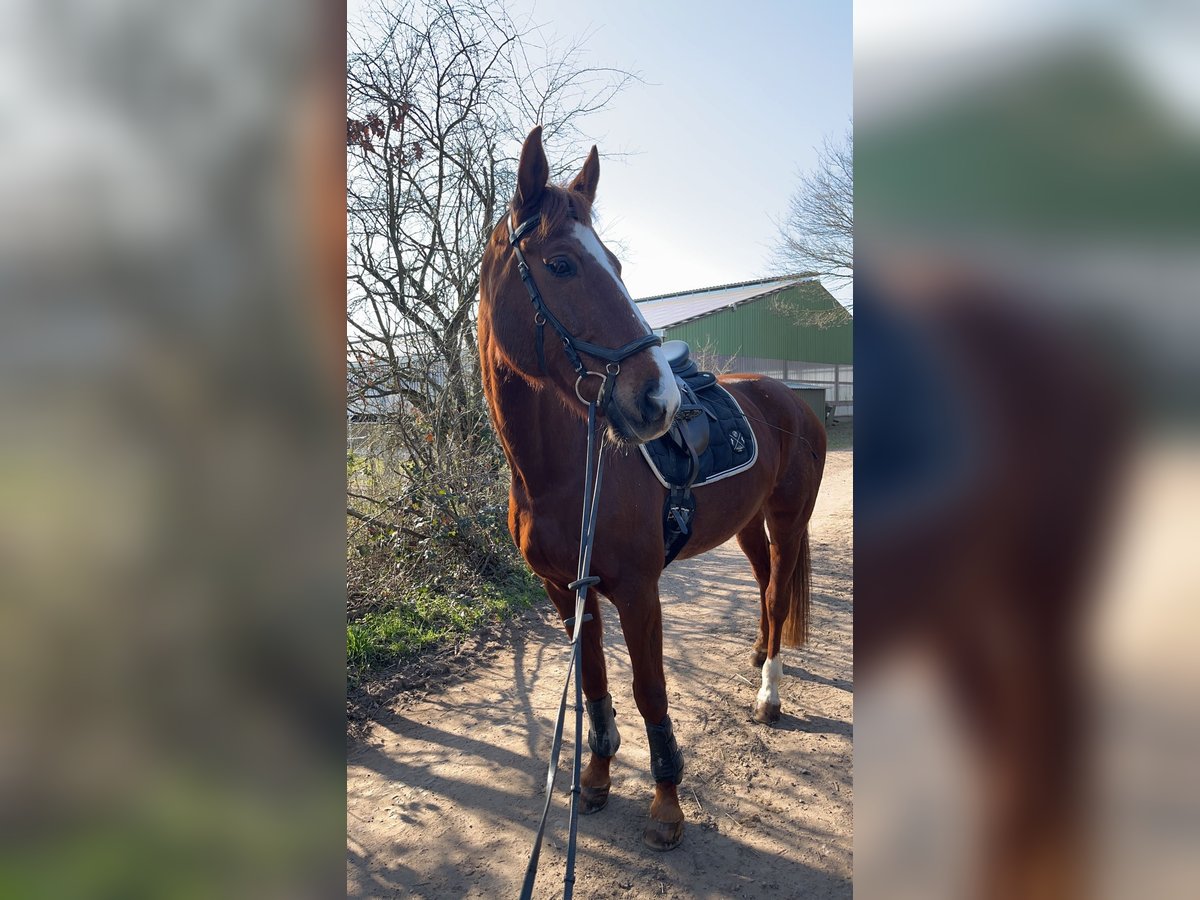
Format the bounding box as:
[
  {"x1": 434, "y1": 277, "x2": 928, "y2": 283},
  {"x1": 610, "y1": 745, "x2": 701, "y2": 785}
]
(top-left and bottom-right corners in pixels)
[{"x1": 634, "y1": 275, "x2": 818, "y2": 330}]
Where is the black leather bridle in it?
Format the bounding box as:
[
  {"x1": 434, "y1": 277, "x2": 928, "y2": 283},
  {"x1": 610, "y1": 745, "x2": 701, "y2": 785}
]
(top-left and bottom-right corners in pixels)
[{"x1": 508, "y1": 213, "x2": 662, "y2": 405}]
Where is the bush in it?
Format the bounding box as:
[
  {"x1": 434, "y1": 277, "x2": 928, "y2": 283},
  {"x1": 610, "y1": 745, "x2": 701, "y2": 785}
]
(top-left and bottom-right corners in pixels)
[{"x1": 346, "y1": 423, "x2": 540, "y2": 680}]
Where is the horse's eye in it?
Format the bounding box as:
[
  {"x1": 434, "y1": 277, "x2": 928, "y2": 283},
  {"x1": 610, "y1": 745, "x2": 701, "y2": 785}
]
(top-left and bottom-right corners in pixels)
[{"x1": 544, "y1": 257, "x2": 575, "y2": 278}]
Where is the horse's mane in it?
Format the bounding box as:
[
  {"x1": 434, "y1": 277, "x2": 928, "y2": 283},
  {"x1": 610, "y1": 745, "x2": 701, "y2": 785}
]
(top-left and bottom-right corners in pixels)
[{"x1": 501, "y1": 183, "x2": 593, "y2": 244}]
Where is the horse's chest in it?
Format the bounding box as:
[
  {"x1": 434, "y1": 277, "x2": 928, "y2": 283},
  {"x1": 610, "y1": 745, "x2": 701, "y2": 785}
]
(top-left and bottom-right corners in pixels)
[
  {"x1": 509, "y1": 486, "x2": 661, "y2": 589},
  {"x1": 508, "y1": 497, "x2": 574, "y2": 583}
]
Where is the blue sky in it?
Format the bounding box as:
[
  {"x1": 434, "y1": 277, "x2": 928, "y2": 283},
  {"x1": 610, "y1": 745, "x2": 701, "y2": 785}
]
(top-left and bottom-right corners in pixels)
[
  {"x1": 349, "y1": 0, "x2": 852, "y2": 301},
  {"x1": 503, "y1": 0, "x2": 852, "y2": 300}
]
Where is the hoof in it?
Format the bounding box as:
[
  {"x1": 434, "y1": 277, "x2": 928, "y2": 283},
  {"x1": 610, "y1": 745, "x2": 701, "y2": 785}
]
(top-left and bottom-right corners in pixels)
[
  {"x1": 580, "y1": 782, "x2": 610, "y2": 815},
  {"x1": 642, "y1": 817, "x2": 684, "y2": 851},
  {"x1": 753, "y1": 701, "x2": 781, "y2": 724},
  {"x1": 750, "y1": 647, "x2": 767, "y2": 668}
]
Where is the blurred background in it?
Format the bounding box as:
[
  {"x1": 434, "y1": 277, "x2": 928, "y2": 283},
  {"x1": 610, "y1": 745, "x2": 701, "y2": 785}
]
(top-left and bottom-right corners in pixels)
[
  {"x1": 2, "y1": 0, "x2": 1196, "y2": 896},
  {"x1": 0, "y1": 0, "x2": 346, "y2": 896},
  {"x1": 855, "y1": 0, "x2": 1199, "y2": 897}
]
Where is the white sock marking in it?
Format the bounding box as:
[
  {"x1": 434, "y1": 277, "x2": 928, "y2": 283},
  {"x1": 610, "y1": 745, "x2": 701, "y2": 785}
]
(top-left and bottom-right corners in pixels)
[{"x1": 757, "y1": 656, "x2": 783, "y2": 707}]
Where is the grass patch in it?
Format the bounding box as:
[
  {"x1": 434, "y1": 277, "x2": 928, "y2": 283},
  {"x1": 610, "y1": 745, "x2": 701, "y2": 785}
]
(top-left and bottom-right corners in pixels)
[
  {"x1": 824, "y1": 417, "x2": 854, "y2": 452},
  {"x1": 0, "y1": 775, "x2": 341, "y2": 899},
  {"x1": 347, "y1": 571, "x2": 541, "y2": 678}
]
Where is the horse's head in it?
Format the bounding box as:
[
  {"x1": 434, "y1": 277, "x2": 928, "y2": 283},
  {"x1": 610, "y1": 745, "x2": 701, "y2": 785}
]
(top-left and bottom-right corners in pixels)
[{"x1": 480, "y1": 126, "x2": 680, "y2": 444}]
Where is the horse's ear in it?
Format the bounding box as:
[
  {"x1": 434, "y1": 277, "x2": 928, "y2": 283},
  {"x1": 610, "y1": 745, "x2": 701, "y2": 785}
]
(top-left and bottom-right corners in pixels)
[
  {"x1": 568, "y1": 145, "x2": 600, "y2": 204},
  {"x1": 514, "y1": 125, "x2": 549, "y2": 220}
]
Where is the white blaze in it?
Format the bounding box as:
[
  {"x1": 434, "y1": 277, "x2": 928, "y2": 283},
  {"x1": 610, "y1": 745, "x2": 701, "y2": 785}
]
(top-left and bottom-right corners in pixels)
[
  {"x1": 757, "y1": 656, "x2": 783, "y2": 708},
  {"x1": 571, "y1": 222, "x2": 679, "y2": 419}
]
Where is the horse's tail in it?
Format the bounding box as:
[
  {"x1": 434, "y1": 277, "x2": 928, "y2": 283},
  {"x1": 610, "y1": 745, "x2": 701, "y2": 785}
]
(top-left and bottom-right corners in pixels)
[{"x1": 781, "y1": 527, "x2": 811, "y2": 647}]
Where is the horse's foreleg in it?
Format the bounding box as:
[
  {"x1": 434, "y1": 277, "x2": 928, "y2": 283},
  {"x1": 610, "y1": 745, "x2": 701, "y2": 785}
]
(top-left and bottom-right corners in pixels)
[
  {"x1": 543, "y1": 581, "x2": 616, "y2": 814},
  {"x1": 612, "y1": 590, "x2": 685, "y2": 851}
]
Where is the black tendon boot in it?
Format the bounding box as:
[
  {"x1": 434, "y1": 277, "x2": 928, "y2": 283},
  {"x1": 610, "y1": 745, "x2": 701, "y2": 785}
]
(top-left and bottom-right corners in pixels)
[
  {"x1": 645, "y1": 715, "x2": 684, "y2": 784},
  {"x1": 585, "y1": 693, "x2": 621, "y2": 758}
]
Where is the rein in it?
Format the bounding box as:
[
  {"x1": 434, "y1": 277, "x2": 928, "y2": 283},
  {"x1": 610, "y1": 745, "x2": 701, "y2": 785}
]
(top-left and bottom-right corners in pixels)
[
  {"x1": 509, "y1": 211, "x2": 659, "y2": 899},
  {"x1": 518, "y1": 398, "x2": 604, "y2": 900}
]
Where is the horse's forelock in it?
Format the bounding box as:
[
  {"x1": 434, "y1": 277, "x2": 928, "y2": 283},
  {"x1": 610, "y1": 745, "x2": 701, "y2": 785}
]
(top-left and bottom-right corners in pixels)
[
  {"x1": 506, "y1": 184, "x2": 592, "y2": 243},
  {"x1": 541, "y1": 185, "x2": 592, "y2": 240}
]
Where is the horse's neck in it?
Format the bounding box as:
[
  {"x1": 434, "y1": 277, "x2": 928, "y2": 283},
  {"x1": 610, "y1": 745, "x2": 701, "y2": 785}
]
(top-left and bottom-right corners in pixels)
[{"x1": 487, "y1": 362, "x2": 586, "y2": 498}]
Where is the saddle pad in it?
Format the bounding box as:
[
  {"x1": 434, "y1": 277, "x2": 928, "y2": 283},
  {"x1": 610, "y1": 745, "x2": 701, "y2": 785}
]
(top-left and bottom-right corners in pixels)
[{"x1": 639, "y1": 381, "x2": 758, "y2": 489}]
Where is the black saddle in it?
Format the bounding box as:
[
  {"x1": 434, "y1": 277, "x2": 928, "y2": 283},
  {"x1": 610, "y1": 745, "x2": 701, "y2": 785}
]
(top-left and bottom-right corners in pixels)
[{"x1": 641, "y1": 341, "x2": 758, "y2": 565}]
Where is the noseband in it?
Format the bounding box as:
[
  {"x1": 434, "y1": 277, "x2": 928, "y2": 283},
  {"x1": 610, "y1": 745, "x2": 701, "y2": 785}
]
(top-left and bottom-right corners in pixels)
[{"x1": 508, "y1": 213, "x2": 661, "y2": 404}]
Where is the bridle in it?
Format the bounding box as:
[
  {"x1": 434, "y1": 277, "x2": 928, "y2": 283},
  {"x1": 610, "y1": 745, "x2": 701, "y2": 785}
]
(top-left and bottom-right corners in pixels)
[
  {"x1": 507, "y1": 209, "x2": 660, "y2": 899},
  {"x1": 508, "y1": 212, "x2": 661, "y2": 406}
]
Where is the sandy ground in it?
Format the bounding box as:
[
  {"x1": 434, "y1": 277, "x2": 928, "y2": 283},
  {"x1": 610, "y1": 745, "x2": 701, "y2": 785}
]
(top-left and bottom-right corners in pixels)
[{"x1": 347, "y1": 447, "x2": 852, "y2": 899}]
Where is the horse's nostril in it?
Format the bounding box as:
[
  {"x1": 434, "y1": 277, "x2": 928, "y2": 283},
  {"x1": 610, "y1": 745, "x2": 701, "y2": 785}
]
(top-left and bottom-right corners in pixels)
[{"x1": 639, "y1": 381, "x2": 670, "y2": 423}]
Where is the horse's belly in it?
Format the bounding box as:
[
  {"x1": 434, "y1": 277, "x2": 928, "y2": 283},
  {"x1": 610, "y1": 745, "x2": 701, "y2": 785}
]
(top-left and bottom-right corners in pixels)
[{"x1": 673, "y1": 468, "x2": 775, "y2": 561}]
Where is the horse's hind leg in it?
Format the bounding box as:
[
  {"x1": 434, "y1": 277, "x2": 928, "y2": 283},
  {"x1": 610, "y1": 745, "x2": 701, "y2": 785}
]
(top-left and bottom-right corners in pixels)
[
  {"x1": 543, "y1": 581, "x2": 618, "y2": 814},
  {"x1": 736, "y1": 514, "x2": 772, "y2": 668},
  {"x1": 753, "y1": 506, "x2": 814, "y2": 725}
]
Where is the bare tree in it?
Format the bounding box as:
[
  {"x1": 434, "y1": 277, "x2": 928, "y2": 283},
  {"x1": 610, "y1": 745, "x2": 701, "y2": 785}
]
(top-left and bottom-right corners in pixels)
[
  {"x1": 774, "y1": 128, "x2": 853, "y2": 290},
  {"x1": 345, "y1": 0, "x2": 635, "y2": 603},
  {"x1": 687, "y1": 336, "x2": 736, "y2": 376}
]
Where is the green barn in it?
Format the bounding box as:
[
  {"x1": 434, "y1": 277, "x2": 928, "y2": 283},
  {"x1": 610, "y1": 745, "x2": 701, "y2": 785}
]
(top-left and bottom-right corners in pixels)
[{"x1": 636, "y1": 275, "x2": 853, "y2": 420}]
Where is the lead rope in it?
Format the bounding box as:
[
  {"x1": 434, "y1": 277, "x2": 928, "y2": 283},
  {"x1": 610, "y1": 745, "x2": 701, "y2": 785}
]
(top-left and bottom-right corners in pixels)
[{"x1": 519, "y1": 399, "x2": 605, "y2": 900}]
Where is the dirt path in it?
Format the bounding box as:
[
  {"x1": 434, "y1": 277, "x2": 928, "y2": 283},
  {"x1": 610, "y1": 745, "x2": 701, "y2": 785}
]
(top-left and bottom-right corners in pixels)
[{"x1": 348, "y1": 448, "x2": 852, "y2": 899}]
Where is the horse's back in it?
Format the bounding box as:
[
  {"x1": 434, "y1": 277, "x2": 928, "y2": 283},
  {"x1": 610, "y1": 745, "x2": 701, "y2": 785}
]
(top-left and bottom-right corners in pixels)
[{"x1": 718, "y1": 373, "x2": 826, "y2": 465}]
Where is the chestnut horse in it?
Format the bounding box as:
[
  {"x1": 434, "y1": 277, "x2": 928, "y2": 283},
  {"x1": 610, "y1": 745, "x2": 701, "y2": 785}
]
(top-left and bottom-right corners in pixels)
[{"x1": 478, "y1": 127, "x2": 826, "y2": 850}]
